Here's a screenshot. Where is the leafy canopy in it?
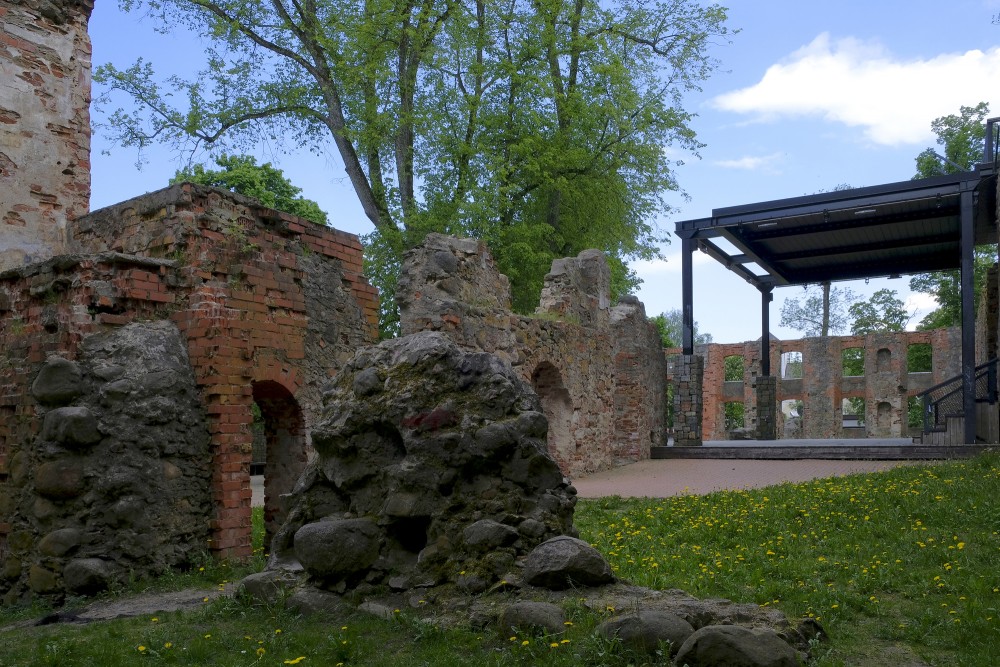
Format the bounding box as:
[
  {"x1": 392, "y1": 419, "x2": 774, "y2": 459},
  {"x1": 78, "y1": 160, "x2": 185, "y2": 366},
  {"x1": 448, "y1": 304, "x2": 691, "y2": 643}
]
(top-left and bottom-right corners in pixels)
[
  {"x1": 848, "y1": 288, "x2": 910, "y2": 335},
  {"x1": 650, "y1": 308, "x2": 713, "y2": 348},
  {"x1": 909, "y1": 102, "x2": 995, "y2": 330},
  {"x1": 779, "y1": 283, "x2": 858, "y2": 337},
  {"x1": 95, "y1": 0, "x2": 735, "y2": 335},
  {"x1": 170, "y1": 155, "x2": 329, "y2": 225}
]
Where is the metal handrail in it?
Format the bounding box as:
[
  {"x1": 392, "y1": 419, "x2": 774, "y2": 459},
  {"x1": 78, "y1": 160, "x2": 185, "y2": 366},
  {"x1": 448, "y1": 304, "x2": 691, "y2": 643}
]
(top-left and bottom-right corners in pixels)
[
  {"x1": 985, "y1": 117, "x2": 1000, "y2": 167},
  {"x1": 920, "y1": 358, "x2": 998, "y2": 433}
]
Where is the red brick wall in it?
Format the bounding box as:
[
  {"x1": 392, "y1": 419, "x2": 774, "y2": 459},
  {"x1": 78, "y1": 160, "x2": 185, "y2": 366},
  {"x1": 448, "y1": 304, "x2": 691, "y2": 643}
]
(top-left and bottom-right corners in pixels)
[
  {"x1": 667, "y1": 328, "x2": 962, "y2": 441},
  {"x1": 1, "y1": 184, "x2": 377, "y2": 557}
]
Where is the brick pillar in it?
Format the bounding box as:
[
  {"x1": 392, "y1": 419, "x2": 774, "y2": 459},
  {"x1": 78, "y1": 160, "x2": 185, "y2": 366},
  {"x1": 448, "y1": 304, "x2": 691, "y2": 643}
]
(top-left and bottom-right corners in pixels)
[
  {"x1": 1, "y1": 0, "x2": 94, "y2": 270},
  {"x1": 671, "y1": 354, "x2": 703, "y2": 446},
  {"x1": 754, "y1": 376, "x2": 777, "y2": 440}
]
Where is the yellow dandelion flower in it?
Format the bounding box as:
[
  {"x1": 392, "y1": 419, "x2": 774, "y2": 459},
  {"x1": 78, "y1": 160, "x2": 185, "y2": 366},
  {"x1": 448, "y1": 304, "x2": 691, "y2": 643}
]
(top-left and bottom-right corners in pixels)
[
  {"x1": 138, "y1": 645, "x2": 147, "y2": 652},
  {"x1": 283, "y1": 658, "x2": 307, "y2": 665}
]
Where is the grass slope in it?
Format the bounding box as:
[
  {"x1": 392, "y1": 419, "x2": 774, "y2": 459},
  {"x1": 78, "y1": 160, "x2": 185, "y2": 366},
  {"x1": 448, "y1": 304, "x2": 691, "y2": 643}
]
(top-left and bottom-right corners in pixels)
[{"x1": 1, "y1": 454, "x2": 998, "y2": 666}]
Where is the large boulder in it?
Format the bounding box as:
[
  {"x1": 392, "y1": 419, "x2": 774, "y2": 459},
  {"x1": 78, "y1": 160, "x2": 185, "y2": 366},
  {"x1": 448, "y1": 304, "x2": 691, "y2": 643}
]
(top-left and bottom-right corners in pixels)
[
  {"x1": 522, "y1": 536, "x2": 614, "y2": 590},
  {"x1": 674, "y1": 625, "x2": 802, "y2": 667},
  {"x1": 264, "y1": 332, "x2": 577, "y2": 594},
  {"x1": 596, "y1": 610, "x2": 695, "y2": 656}
]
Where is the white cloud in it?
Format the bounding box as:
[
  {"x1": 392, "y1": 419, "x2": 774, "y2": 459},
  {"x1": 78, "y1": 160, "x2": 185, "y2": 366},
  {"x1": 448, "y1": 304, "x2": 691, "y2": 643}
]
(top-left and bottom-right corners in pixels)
[
  {"x1": 714, "y1": 152, "x2": 784, "y2": 171},
  {"x1": 632, "y1": 250, "x2": 713, "y2": 277},
  {"x1": 711, "y1": 33, "x2": 1000, "y2": 146}
]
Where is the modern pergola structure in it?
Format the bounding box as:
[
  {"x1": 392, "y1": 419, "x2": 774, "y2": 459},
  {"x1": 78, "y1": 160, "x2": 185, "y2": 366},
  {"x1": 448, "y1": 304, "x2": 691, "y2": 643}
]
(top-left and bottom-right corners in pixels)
[{"x1": 675, "y1": 129, "x2": 999, "y2": 444}]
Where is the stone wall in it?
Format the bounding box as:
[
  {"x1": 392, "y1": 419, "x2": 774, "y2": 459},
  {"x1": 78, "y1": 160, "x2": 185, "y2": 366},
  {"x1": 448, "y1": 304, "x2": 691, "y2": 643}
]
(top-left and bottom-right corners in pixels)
[
  {"x1": 667, "y1": 329, "x2": 962, "y2": 441},
  {"x1": 2, "y1": 323, "x2": 212, "y2": 603},
  {"x1": 397, "y1": 234, "x2": 666, "y2": 476},
  {"x1": 1, "y1": 0, "x2": 93, "y2": 270},
  {"x1": 0, "y1": 184, "x2": 378, "y2": 586}
]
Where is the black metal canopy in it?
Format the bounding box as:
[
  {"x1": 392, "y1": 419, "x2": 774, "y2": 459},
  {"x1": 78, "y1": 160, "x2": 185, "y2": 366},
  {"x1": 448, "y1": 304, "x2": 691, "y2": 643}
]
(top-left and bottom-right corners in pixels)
[
  {"x1": 674, "y1": 159, "x2": 998, "y2": 445},
  {"x1": 676, "y1": 166, "x2": 997, "y2": 290}
]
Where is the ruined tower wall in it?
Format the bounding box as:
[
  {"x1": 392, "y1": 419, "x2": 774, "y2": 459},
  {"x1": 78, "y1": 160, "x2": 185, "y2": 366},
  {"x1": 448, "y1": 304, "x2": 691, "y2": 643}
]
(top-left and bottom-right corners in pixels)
[
  {"x1": 398, "y1": 234, "x2": 667, "y2": 477},
  {"x1": 0, "y1": 185, "x2": 378, "y2": 596},
  {"x1": 0, "y1": 0, "x2": 93, "y2": 270}
]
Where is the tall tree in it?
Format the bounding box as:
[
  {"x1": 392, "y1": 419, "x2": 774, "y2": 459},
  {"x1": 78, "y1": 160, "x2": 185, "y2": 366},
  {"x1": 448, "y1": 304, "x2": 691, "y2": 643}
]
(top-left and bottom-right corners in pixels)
[
  {"x1": 909, "y1": 102, "x2": 996, "y2": 330},
  {"x1": 848, "y1": 288, "x2": 910, "y2": 335},
  {"x1": 650, "y1": 308, "x2": 712, "y2": 348},
  {"x1": 170, "y1": 155, "x2": 328, "y2": 225},
  {"x1": 779, "y1": 282, "x2": 858, "y2": 337},
  {"x1": 95, "y1": 0, "x2": 733, "y2": 334},
  {"x1": 913, "y1": 102, "x2": 990, "y2": 178}
]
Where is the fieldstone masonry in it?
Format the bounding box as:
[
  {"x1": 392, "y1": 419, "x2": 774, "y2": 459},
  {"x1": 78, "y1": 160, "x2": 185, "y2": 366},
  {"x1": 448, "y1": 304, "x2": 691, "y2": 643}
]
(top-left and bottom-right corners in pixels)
[
  {"x1": 670, "y1": 354, "x2": 704, "y2": 446},
  {"x1": 397, "y1": 233, "x2": 667, "y2": 476},
  {"x1": 1, "y1": 322, "x2": 212, "y2": 602}
]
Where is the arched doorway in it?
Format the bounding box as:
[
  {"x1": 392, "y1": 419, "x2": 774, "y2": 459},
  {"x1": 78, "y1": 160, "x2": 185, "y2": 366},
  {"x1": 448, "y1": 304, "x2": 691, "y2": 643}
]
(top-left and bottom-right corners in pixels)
[
  {"x1": 530, "y1": 362, "x2": 574, "y2": 465},
  {"x1": 251, "y1": 381, "x2": 307, "y2": 545}
]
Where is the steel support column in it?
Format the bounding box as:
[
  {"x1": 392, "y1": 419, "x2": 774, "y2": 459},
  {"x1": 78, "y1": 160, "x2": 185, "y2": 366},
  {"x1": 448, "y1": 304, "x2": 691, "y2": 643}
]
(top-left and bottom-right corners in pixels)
[
  {"x1": 681, "y1": 235, "x2": 695, "y2": 355},
  {"x1": 961, "y1": 189, "x2": 976, "y2": 444},
  {"x1": 760, "y1": 286, "x2": 773, "y2": 376}
]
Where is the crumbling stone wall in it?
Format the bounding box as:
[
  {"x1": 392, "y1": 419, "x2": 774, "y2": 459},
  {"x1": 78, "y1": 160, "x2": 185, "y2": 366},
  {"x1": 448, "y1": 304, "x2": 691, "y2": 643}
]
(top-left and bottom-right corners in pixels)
[
  {"x1": 397, "y1": 234, "x2": 666, "y2": 476},
  {"x1": 0, "y1": 184, "x2": 378, "y2": 577},
  {"x1": 2, "y1": 322, "x2": 212, "y2": 603},
  {"x1": 668, "y1": 329, "x2": 962, "y2": 441},
  {"x1": 0, "y1": 0, "x2": 93, "y2": 270}
]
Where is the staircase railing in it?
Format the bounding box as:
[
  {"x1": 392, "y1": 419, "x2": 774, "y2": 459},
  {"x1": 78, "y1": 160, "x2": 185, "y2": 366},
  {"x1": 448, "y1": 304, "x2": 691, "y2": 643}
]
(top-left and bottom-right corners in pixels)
[{"x1": 919, "y1": 358, "x2": 998, "y2": 433}]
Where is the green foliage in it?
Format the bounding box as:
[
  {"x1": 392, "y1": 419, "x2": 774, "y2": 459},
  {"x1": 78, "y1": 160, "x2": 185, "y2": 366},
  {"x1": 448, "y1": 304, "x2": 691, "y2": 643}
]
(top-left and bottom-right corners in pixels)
[
  {"x1": 842, "y1": 347, "x2": 864, "y2": 376},
  {"x1": 908, "y1": 247, "x2": 995, "y2": 329},
  {"x1": 908, "y1": 343, "x2": 933, "y2": 373},
  {"x1": 779, "y1": 283, "x2": 858, "y2": 337},
  {"x1": 171, "y1": 155, "x2": 328, "y2": 225},
  {"x1": 96, "y1": 0, "x2": 735, "y2": 335},
  {"x1": 849, "y1": 288, "x2": 910, "y2": 334},
  {"x1": 913, "y1": 102, "x2": 990, "y2": 178},
  {"x1": 723, "y1": 401, "x2": 744, "y2": 430},
  {"x1": 723, "y1": 354, "x2": 744, "y2": 382},
  {"x1": 650, "y1": 308, "x2": 713, "y2": 348},
  {"x1": 910, "y1": 102, "x2": 997, "y2": 329}
]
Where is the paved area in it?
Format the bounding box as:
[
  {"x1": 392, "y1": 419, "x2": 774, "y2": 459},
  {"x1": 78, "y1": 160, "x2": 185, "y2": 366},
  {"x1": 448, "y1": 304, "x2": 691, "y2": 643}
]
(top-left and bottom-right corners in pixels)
[
  {"x1": 255, "y1": 460, "x2": 926, "y2": 505},
  {"x1": 570, "y1": 458, "x2": 924, "y2": 498}
]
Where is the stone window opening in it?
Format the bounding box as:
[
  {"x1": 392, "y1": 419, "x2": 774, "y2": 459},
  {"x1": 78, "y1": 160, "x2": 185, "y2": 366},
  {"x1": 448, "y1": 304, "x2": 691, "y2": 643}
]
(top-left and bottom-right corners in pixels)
[
  {"x1": 908, "y1": 343, "x2": 933, "y2": 373},
  {"x1": 842, "y1": 397, "x2": 865, "y2": 428},
  {"x1": 723, "y1": 401, "x2": 745, "y2": 431},
  {"x1": 252, "y1": 381, "x2": 308, "y2": 546},
  {"x1": 780, "y1": 351, "x2": 803, "y2": 380},
  {"x1": 530, "y1": 362, "x2": 574, "y2": 464},
  {"x1": 907, "y1": 396, "x2": 924, "y2": 431},
  {"x1": 781, "y1": 399, "x2": 803, "y2": 437},
  {"x1": 842, "y1": 347, "x2": 864, "y2": 376},
  {"x1": 723, "y1": 355, "x2": 745, "y2": 382}
]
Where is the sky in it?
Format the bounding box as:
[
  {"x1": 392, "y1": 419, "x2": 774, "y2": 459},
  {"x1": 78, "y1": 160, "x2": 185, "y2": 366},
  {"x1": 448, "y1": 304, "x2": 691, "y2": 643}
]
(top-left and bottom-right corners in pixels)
[{"x1": 86, "y1": 0, "x2": 1000, "y2": 344}]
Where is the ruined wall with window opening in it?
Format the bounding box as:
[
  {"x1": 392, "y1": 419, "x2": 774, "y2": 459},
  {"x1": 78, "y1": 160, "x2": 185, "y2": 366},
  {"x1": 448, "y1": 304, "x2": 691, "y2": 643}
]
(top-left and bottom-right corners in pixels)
[
  {"x1": 397, "y1": 234, "x2": 667, "y2": 475},
  {"x1": 667, "y1": 328, "x2": 962, "y2": 440}
]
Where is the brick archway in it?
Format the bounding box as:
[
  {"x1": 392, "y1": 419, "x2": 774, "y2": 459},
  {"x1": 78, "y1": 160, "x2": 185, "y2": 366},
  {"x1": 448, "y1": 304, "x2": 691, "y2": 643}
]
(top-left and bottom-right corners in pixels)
[{"x1": 252, "y1": 381, "x2": 307, "y2": 545}]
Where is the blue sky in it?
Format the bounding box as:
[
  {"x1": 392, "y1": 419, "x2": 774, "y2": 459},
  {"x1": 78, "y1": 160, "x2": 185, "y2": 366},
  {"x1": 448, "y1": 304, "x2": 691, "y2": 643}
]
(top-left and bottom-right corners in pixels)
[{"x1": 88, "y1": 0, "x2": 1000, "y2": 343}]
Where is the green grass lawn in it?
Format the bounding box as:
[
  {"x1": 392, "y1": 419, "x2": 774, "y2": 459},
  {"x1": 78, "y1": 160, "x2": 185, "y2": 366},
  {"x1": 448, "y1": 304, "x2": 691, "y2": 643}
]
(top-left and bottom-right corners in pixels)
[{"x1": 1, "y1": 454, "x2": 999, "y2": 666}]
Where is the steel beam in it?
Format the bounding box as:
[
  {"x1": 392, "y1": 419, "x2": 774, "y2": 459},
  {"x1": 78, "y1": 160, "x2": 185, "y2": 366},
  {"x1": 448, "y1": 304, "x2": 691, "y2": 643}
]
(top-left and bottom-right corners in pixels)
[{"x1": 961, "y1": 190, "x2": 976, "y2": 444}]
